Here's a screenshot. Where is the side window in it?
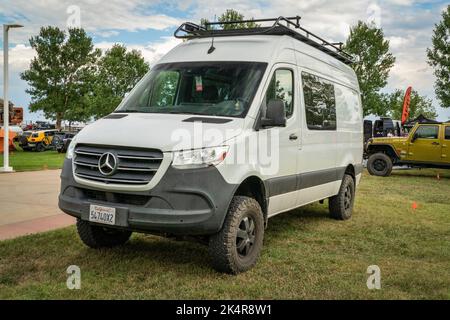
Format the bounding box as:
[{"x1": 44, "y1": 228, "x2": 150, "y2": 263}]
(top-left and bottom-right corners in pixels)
[
  {"x1": 149, "y1": 71, "x2": 179, "y2": 107},
  {"x1": 445, "y1": 127, "x2": 450, "y2": 140},
  {"x1": 265, "y1": 69, "x2": 294, "y2": 118},
  {"x1": 302, "y1": 72, "x2": 336, "y2": 130},
  {"x1": 414, "y1": 126, "x2": 439, "y2": 139}
]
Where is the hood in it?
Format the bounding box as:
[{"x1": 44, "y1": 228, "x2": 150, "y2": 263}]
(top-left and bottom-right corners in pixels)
[{"x1": 76, "y1": 113, "x2": 245, "y2": 152}]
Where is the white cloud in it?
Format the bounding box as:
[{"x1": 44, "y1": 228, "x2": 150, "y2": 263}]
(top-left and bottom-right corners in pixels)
[
  {"x1": 0, "y1": 44, "x2": 35, "y2": 72},
  {"x1": 1, "y1": 0, "x2": 181, "y2": 43},
  {"x1": 96, "y1": 37, "x2": 181, "y2": 65}
]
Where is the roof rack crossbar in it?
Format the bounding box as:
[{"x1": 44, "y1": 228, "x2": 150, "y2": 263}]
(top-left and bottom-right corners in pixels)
[
  {"x1": 173, "y1": 16, "x2": 354, "y2": 65},
  {"x1": 204, "y1": 16, "x2": 301, "y2": 28}
]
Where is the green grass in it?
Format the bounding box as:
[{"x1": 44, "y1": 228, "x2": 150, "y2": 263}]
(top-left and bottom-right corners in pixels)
[
  {"x1": 0, "y1": 170, "x2": 449, "y2": 299},
  {"x1": 0, "y1": 148, "x2": 65, "y2": 171}
]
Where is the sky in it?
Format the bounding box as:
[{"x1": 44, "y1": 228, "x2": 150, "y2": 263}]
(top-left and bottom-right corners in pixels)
[{"x1": 0, "y1": 0, "x2": 449, "y2": 122}]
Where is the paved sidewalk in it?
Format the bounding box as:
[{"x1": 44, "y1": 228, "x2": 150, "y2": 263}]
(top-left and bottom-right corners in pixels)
[{"x1": 0, "y1": 169, "x2": 75, "y2": 240}]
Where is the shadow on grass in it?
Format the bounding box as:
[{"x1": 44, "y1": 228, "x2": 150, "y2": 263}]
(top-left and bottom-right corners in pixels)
[
  {"x1": 390, "y1": 169, "x2": 450, "y2": 180},
  {"x1": 69, "y1": 204, "x2": 332, "y2": 273}
]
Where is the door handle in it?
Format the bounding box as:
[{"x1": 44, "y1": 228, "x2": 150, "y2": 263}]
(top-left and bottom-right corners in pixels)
[
  {"x1": 289, "y1": 134, "x2": 298, "y2": 141},
  {"x1": 431, "y1": 142, "x2": 440, "y2": 145}
]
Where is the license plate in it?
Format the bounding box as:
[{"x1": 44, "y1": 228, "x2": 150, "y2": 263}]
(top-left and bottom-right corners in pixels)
[
  {"x1": 28, "y1": 143, "x2": 35, "y2": 147},
  {"x1": 89, "y1": 205, "x2": 116, "y2": 225}
]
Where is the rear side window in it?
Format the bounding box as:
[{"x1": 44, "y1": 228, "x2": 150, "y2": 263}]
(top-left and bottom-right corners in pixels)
[
  {"x1": 414, "y1": 125, "x2": 439, "y2": 139},
  {"x1": 265, "y1": 69, "x2": 294, "y2": 118},
  {"x1": 302, "y1": 72, "x2": 336, "y2": 130},
  {"x1": 445, "y1": 127, "x2": 450, "y2": 140}
]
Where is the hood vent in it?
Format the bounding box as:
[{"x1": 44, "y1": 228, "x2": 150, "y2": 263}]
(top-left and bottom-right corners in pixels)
[
  {"x1": 182, "y1": 116, "x2": 232, "y2": 124},
  {"x1": 103, "y1": 114, "x2": 128, "y2": 119}
]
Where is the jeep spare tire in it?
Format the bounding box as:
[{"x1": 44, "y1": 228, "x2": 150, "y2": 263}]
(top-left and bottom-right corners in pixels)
[{"x1": 367, "y1": 152, "x2": 393, "y2": 177}]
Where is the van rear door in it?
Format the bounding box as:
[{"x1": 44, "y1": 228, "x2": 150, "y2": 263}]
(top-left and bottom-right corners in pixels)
[{"x1": 297, "y1": 71, "x2": 338, "y2": 205}]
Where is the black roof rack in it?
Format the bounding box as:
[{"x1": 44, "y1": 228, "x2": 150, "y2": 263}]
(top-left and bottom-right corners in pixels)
[{"x1": 174, "y1": 16, "x2": 354, "y2": 65}]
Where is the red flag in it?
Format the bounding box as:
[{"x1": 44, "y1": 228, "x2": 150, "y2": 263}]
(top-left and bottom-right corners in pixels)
[{"x1": 401, "y1": 86, "x2": 412, "y2": 125}]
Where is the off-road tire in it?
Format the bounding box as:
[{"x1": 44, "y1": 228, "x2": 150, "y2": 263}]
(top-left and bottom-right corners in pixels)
[
  {"x1": 329, "y1": 174, "x2": 355, "y2": 220},
  {"x1": 209, "y1": 196, "x2": 264, "y2": 274},
  {"x1": 367, "y1": 152, "x2": 393, "y2": 177},
  {"x1": 35, "y1": 142, "x2": 45, "y2": 152},
  {"x1": 76, "y1": 219, "x2": 132, "y2": 248}
]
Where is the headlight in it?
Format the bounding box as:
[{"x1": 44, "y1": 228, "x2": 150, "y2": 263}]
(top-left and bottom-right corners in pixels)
[
  {"x1": 66, "y1": 135, "x2": 78, "y2": 159},
  {"x1": 172, "y1": 146, "x2": 229, "y2": 169}
]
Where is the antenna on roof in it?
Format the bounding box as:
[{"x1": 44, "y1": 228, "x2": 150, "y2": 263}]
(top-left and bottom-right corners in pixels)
[{"x1": 207, "y1": 15, "x2": 217, "y2": 54}]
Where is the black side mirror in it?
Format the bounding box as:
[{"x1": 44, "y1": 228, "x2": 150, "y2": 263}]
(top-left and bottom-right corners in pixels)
[
  {"x1": 260, "y1": 99, "x2": 286, "y2": 128},
  {"x1": 411, "y1": 133, "x2": 418, "y2": 142}
]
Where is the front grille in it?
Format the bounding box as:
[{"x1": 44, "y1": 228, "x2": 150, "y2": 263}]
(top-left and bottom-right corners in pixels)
[{"x1": 73, "y1": 144, "x2": 163, "y2": 185}]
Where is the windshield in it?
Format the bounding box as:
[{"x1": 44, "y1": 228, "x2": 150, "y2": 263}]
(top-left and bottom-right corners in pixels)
[{"x1": 115, "y1": 61, "x2": 267, "y2": 118}]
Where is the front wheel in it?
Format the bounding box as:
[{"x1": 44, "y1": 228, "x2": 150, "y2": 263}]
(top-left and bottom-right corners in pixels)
[
  {"x1": 209, "y1": 196, "x2": 264, "y2": 274},
  {"x1": 329, "y1": 174, "x2": 355, "y2": 220},
  {"x1": 367, "y1": 152, "x2": 393, "y2": 177},
  {"x1": 76, "y1": 219, "x2": 132, "y2": 248}
]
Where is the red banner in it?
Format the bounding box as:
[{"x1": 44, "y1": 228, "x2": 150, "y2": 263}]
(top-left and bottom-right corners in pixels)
[{"x1": 401, "y1": 86, "x2": 412, "y2": 125}]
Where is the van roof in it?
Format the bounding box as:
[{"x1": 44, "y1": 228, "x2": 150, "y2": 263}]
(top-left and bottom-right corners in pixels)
[{"x1": 173, "y1": 16, "x2": 353, "y2": 65}]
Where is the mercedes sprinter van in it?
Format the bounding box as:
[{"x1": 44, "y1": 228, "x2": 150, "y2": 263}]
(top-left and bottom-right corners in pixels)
[{"x1": 59, "y1": 17, "x2": 363, "y2": 274}]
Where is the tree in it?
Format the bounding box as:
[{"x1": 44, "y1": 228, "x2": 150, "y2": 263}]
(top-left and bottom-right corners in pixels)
[
  {"x1": 427, "y1": 5, "x2": 450, "y2": 108},
  {"x1": 88, "y1": 44, "x2": 149, "y2": 118},
  {"x1": 344, "y1": 21, "x2": 396, "y2": 116},
  {"x1": 202, "y1": 9, "x2": 260, "y2": 30},
  {"x1": 379, "y1": 89, "x2": 437, "y2": 120},
  {"x1": 21, "y1": 26, "x2": 100, "y2": 128}
]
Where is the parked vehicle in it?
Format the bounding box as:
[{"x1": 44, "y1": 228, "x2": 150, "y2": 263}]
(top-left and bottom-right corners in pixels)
[
  {"x1": 34, "y1": 121, "x2": 56, "y2": 130},
  {"x1": 23, "y1": 129, "x2": 57, "y2": 152},
  {"x1": 53, "y1": 132, "x2": 76, "y2": 153},
  {"x1": 366, "y1": 122, "x2": 450, "y2": 176},
  {"x1": 18, "y1": 131, "x2": 32, "y2": 150},
  {"x1": 58, "y1": 16, "x2": 364, "y2": 273}
]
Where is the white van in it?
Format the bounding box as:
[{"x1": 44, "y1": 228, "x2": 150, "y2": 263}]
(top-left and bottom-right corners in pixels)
[{"x1": 59, "y1": 17, "x2": 363, "y2": 274}]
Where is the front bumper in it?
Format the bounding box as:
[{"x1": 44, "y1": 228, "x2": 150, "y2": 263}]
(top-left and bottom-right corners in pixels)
[{"x1": 58, "y1": 159, "x2": 237, "y2": 235}]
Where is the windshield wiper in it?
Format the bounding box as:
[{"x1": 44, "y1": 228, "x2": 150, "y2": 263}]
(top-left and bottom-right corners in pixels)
[
  {"x1": 114, "y1": 109, "x2": 145, "y2": 113},
  {"x1": 166, "y1": 111, "x2": 214, "y2": 116}
]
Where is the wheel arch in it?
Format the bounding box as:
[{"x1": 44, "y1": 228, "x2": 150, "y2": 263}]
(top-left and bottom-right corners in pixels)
[
  {"x1": 367, "y1": 144, "x2": 399, "y2": 161},
  {"x1": 344, "y1": 164, "x2": 356, "y2": 182},
  {"x1": 233, "y1": 175, "x2": 268, "y2": 227}
]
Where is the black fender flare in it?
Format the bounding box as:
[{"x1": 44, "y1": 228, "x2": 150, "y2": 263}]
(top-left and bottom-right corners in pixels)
[{"x1": 367, "y1": 144, "x2": 400, "y2": 161}]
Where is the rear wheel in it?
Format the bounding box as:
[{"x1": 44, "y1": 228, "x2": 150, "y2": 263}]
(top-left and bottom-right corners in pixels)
[
  {"x1": 35, "y1": 142, "x2": 45, "y2": 152},
  {"x1": 209, "y1": 196, "x2": 264, "y2": 274},
  {"x1": 329, "y1": 174, "x2": 355, "y2": 220},
  {"x1": 76, "y1": 219, "x2": 132, "y2": 248},
  {"x1": 367, "y1": 152, "x2": 393, "y2": 177}
]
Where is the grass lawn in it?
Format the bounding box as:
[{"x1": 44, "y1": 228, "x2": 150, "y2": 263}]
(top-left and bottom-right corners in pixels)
[
  {"x1": 0, "y1": 149, "x2": 65, "y2": 171},
  {"x1": 0, "y1": 169, "x2": 449, "y2": 299}
]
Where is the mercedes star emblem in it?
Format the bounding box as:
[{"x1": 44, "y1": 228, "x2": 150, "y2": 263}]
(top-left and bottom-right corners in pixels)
[{"x1": 98, "y1": 152, "x2": 117, "y2": 176}]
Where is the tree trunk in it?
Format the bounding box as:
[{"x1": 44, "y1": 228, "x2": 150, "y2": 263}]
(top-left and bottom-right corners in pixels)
[{"x1": 56, "y1": 112, "x2": 63, "y2": 130}]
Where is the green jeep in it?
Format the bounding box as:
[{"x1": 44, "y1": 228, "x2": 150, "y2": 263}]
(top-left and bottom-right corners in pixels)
[{"x1": 366, "y1": 122, "x2": 450, "y2": 176}]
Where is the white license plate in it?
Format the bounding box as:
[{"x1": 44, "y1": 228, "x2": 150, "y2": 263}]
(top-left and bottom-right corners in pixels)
[
  {"x1": 28, "y1": 143, "x2": 35, "y2": 147},
  {"x1": 89, "y1": 205, "x2": 116, "y2": 225}
]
